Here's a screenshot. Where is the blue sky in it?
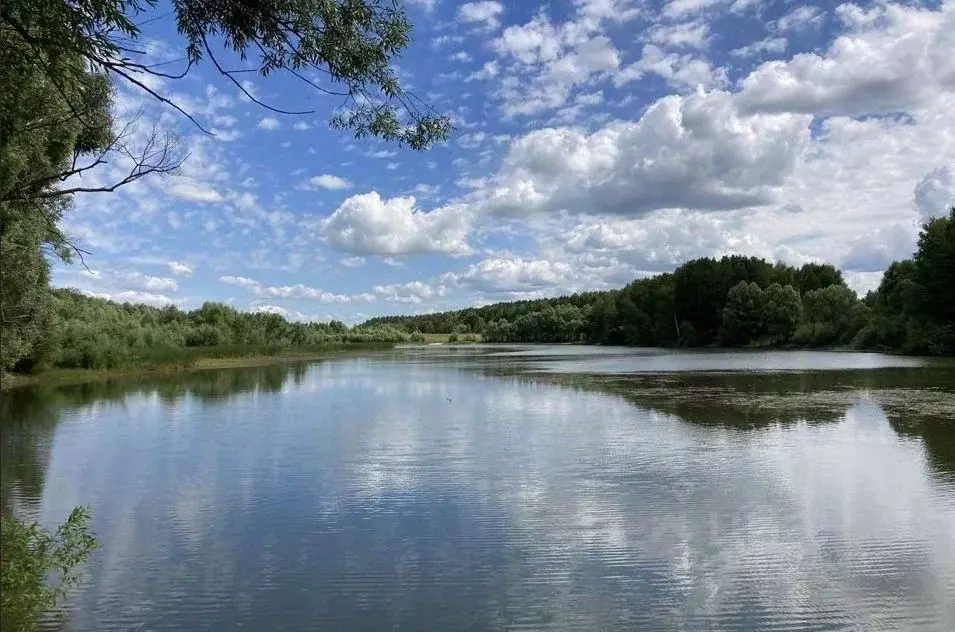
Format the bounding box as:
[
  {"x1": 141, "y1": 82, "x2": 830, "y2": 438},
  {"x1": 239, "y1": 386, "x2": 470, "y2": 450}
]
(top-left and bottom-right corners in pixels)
[{"x1": 55, "y1": 0, "x2": 955, "y2": 323}]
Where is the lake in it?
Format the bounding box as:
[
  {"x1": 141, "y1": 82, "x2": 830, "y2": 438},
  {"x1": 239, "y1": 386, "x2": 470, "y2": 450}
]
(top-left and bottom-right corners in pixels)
[{"x1": 3, "y1": 346, "x2": 955, "y2": 631}]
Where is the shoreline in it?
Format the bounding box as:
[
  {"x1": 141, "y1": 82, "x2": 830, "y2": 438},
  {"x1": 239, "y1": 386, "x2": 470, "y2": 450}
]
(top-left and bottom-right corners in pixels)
[
  {"x1": 2, "y1": 341, "x2": 936, "y2": 391},
  {"x1": 0, "y1": 347, "x2": 390, "y2": 391}
]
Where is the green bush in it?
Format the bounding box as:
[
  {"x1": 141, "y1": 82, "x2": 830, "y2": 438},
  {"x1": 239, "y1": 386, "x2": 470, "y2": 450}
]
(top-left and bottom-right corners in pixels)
[{"x1": 1, "y1": 506, "x2": 99, "y2": 631}]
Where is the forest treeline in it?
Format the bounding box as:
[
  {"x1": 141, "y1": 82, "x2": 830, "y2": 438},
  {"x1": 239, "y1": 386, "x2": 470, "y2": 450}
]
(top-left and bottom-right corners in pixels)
[
  {"x1": 366, "y1": 209, "x2": 955, "y2": 356},
  {"x1": 6, "y1": 289, "x2": 419, "y2": 373}
]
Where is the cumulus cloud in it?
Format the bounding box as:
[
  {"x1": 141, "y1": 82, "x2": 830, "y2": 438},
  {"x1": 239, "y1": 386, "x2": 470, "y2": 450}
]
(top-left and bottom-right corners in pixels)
[
  {"x1": 489, "y1": 4, "x2": 636, "y2": 116},
  {"x1": 647, "y1": 20, "x2": 710, "y2": 49},
  {"x1": 914, "y1": 164, "x2": 955, "y2": 221},
  {"x1": 405, "y1": 0, "x2": 436, "y2": 10},
  {"x1": 167, "y1": 261, "x2": 194, "y2": 277},
  {"x1": 560, "y1": 210, "x2": 757, "y2": 269},
  {"x1": 220, "y1": 275, "x2": 260, "y2": 287},
  {"x1": 168, "y1": 182, "x2": 223, "y2": 203},
  {"x1": 340, "y1": 256, "x2": 366, "y2": 268},
  {"x1": 616, "y1": 44, "x2": 726, "y2": 90},
  {"x1": 252, "y1": 304, "x2": 289, "y2": 317},
  {"x1": 840, "y1": 223, "x2": 919, "y2": 272},
  {"x1": 120, "y1": 272, "x2": 178, "y2": 293},
  {"x1": 320, "y1": 192, "x2": 472, "y2": 256},
  {"x1": 84, "y1": 290, "x2": 179, "y2": 307},
  {"x1": 495, "y1": 32, "x2": 621, "y2": 117},
  {"x1": 465, "y1": 60, "x2": 500, "y2": 82},
  {"x1": 306, "y1": 174, "x2": 353, "y2": 190},
  {"x1": 730, "y1": 36, "x2": 787, "y2": 58},
  {"x1": 257, "y1": 117, "x2": 281, "y2": 130},
  {"x1": 373, "y1": 281, "x2": 443, "y2": 304},
  {"x1": 479, "y1": 89, "x2": 811, "y2": 217},
  {"x1": 773, "y1": 6, "x2": 825, "y2": 33},
  {"x1": 737, "y1": 2, "x2": 955, "y2": 117},
  {"x1": 442, "y1": 258, "x2": 574, "y2": 294},
  {"x1": 457, "y1": 1, "x2": 505, "y2": 30},
  {"x1": 663, "y1": 0, "x2": 724, "y2": 19},
  {"x1": 431, "y1": 35, "x2": 464, "y2": 48},
  {"x1": 251, "y1": 284, "x2": 373, "y2": 303},
  {"x1": 221, "y1": 275, "x2": 374, "y2": 303}
]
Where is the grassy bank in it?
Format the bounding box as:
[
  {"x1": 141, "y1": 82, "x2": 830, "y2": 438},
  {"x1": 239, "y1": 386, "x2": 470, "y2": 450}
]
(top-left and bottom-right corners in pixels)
[
  {"x1": 419, "y1": 333, "x2": 484, "y2": 344},
  {"x1": 1, "y1": 343, "x2": 394, "y2": 390}
]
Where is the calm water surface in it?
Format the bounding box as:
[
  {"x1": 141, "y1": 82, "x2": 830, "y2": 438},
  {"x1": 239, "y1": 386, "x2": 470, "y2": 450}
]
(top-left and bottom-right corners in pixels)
[{"x1": 2, "y1": 346, "x2": 955, "y2": 631}]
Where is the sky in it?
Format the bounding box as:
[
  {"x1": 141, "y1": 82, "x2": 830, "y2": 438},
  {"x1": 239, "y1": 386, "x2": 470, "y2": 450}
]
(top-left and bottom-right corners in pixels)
[{"x1": 54, "y1": 0, "x2": 955, "y2": 323}]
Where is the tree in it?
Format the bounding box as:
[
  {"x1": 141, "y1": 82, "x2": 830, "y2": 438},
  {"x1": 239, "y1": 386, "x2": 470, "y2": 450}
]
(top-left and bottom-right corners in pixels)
[
  {"x1": 722, "y1": 281, "x2": 765, "y2": 345},
  {"x1": 795, "y1": 263, "x2": 844, "y2": 295},
  {"x1": 914, "y1": 208, "x2": 955, "y2": 325},
  {"x1": 801, "y1": 284, "x2": 857, "y2": 345},
  {"x1": 1, "y1": 506, "x2": 99, "y2": 631},
  {"x1": 763, "y1": 283, "x2": 801, "y2": 343},
  {"x1": 0, "y1": 203, "x2": 66, "y2": 372},
  {"x1": 0, "y1": 9, "x2": 183, "y2": 206},
  {"x1": 1, "y1": 0, "x2": 451, "y2": 150}
]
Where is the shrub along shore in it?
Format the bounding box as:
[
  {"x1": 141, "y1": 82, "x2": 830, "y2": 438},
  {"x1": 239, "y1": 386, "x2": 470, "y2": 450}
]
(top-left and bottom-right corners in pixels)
[{"x1": 1, "y1": 289, "x2": 421, "y2": 389}]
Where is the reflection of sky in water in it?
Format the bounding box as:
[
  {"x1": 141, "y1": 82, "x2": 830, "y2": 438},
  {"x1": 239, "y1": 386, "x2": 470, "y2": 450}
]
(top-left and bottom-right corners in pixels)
[{"x1": 16, "y1": 357, "x2": 955, "y2": 631}]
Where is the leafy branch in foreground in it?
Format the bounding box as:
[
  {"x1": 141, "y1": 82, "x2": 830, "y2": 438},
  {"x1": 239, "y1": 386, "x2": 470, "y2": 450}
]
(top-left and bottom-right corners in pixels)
[
  {"x1": 1, "y1": 506, "x2": 100, "y2": 632},
  {"x1": 0, "y1": 0, "x2": 452, "y2": 147}
]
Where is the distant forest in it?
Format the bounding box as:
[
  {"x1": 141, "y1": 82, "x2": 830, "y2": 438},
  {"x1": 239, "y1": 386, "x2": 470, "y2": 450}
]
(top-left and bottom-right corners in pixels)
[
  {"x1": 366, "y1": 209, "x2": 955, "y2": 356},
  {"x1": 5, "y1": 291, "x2": 418, "y2": 373}
]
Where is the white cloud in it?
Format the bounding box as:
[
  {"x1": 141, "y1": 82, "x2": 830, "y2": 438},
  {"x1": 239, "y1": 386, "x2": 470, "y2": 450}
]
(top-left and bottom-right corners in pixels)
[
  {"x1": 167, "y1": 261, "x2": 194, "y2": 277},
  {"x1": 320, "y1": 192, "x2": 472, "y2": 256},
  {"x1": 457, "y1": 1, "x2": 505, "y2": 30},
  {"x1": 773, "y1": 6, "x2": 825, "y2": 33},
  {"x1": 431, "y1": 35, "x2": 464, "y2": 48},
  {"x1": 497, "y1": 35, "x2": 621, "y2": 117},
  {"x1": 914, "y1": 164, "x2": 955, "y2": 221},
  {"x1": 442, "y1": 258, "x2": 574, "y2": 294},
  {"x1": 341, "y1": 256, "x2": 366, "y2": 268},
  {"x1": 663, "y1": 0, "x2": 724, "y2": 19},
  {"x1": 221, "y1": 275, "x2": 373, "y2": 303},
  {"x1": 457, "y1": 132, "x2": 487, "y2": 148},
  {"x1": 293, "y1": 121, "x2": 312, "y2": 131},
  {"x1": 373, "y1": 281, "x2": 442, "y2": 304},
  {"x1": 306, "y1": 174, "x2": 353, "y2": 191},
  {"x1": 492, "y1": 13, "x2": 563, "y2": 65},
  {"x1": 406, "y1": 0, "x2": 436, "y2": 10},
  {"x1": 220, "y1": 275, "x2": 260, "y2": 288},
  {"x1": 449, "y1": 51, "x2": 473, "y2": 63},
  {"x1": 488, "y1": 2, "x2": 641, "y2": 117},
  {"x1": 250, "y1": 284, "x2": 375, "y2": 303},
  {"x1": 168, "y1": 182, "x2": 223, "y2": 203},
  {"x1": 252, "y1": 304, "x2": 289, "y2": 317},
  {"x1": 560, "y1": 210, "x2": 754, "y2": 268},
  {"x1": 841, "y1": 223, "x2": 918, "y2": 272},
  {"x1": 480, "y1": 89, "x2": 811, "y2": 218},
  {"x1": 92, "y1": 290, "x2": 179, "y2": 307},
  {"x1": 120, "y1": 272, "x2": 178, "y2": 292},
  {"x1": 465, "y1": 60, "x2": 500, "y2": 82},
  {"x1": 238, "y1": 79, "x2": 257, "y2": 102},
  {"x1": 257, "y1": 116, "x2": 281, "y2": 130},
  {"x1": 731, "y1": 36, "x2": 787, "y2": 58},
  {"x1": 738, "y1": 2, "x2": 955, "y2": 117},
  {"x1": 211, "y1": 128, "x2": 242, "y2": 142},
  {"x1": 616, "y1": 44, "x2": 727, "y2": 90},
  {"x1": 648, "y1": 20, "x2": 710, "y2": 49}
]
